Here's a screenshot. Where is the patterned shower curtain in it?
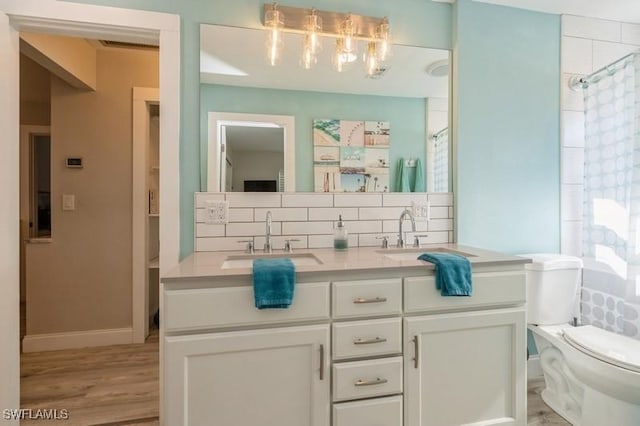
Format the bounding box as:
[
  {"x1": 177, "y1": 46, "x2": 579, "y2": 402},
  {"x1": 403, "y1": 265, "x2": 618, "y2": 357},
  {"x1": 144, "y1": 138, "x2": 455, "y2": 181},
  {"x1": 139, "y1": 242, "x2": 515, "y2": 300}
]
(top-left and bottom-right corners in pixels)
[{"x1": 580, "y1": 52, "x2": 640, "y2": 340}]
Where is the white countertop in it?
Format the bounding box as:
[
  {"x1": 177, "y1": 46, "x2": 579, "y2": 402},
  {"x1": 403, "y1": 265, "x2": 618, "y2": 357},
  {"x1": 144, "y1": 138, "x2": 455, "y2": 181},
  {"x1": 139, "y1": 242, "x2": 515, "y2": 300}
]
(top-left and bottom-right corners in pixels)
[{"x1": 164, "y1": 243, "x2": 530, "y2": 282}]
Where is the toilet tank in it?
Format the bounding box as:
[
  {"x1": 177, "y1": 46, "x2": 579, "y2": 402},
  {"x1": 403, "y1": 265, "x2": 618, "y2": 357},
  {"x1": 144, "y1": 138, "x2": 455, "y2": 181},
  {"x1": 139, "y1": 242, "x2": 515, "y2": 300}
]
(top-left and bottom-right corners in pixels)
[{"x1": 519, "y1": 254, "x2": 583, "y2": 325}]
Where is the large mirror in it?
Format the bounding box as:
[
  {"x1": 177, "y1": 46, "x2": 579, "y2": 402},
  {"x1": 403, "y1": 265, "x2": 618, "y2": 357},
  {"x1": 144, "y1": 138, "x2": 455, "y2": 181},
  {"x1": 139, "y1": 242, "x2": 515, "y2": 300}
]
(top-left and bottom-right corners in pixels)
[{"x1": 200, "y1": 24, "x2": 450, "y2": 192}]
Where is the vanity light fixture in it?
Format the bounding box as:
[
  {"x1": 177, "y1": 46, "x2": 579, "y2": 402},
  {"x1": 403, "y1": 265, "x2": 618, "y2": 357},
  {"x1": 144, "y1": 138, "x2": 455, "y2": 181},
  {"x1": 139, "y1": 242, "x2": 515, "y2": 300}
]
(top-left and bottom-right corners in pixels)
[{"x1": 262, "y1": 3, "x2": 391, "y2": 75}]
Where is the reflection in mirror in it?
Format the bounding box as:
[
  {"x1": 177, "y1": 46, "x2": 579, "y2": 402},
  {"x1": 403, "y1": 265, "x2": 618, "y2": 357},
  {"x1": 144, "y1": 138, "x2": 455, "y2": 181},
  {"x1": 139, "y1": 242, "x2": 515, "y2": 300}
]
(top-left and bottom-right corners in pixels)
[
  {"x1": 200, "y1": 24, "x2": 450, "y2": 192},
  {"x1": 208, "y1": 112, "x2": 295, "y2": 192}
]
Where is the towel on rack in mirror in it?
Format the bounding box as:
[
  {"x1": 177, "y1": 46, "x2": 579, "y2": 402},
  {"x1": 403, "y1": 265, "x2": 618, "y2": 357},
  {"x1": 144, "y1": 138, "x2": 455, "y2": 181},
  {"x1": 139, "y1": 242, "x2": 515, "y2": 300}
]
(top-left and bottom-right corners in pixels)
[
  {"x1": 396, "y1": 158, "x2": 410, "y2": 192},
  {"x1": 413, "y1": 158, "x2": 425, "y2": 192}
]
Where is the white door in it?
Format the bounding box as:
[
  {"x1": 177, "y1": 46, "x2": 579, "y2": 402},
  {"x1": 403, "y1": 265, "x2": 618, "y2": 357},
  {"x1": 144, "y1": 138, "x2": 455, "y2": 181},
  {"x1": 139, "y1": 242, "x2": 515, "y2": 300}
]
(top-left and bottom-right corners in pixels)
[
  {"x1": 164, "y1": 324, "x2": 330, "y2": 426},
  {"x1": 404, "y1": 308, "x2": 526, "y2": 426}
]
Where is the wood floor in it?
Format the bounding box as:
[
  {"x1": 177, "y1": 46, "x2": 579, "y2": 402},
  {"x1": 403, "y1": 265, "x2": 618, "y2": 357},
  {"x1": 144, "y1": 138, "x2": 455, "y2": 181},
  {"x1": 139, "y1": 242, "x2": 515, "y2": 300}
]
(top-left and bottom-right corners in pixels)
[{"x1": 21, "y1": 332, "x2": 567, "y2": 426}]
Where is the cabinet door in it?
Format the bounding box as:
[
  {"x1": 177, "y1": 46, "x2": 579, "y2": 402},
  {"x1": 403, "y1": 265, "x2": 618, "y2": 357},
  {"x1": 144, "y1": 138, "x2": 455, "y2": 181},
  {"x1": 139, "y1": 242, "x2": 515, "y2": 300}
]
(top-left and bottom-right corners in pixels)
[
  {"x1": 404, "y1": 308, "x2": 526, "y2": 426},
  {"x1": 164, "y1": 325, "x2": 330, "y2": 426}
]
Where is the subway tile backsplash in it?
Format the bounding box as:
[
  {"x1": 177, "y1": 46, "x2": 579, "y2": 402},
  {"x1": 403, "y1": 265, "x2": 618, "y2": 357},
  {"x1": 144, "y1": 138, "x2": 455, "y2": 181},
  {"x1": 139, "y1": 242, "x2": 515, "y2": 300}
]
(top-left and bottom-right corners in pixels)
[{"x1": 195, "y1": 192, "x2": 454, "y2": 252}]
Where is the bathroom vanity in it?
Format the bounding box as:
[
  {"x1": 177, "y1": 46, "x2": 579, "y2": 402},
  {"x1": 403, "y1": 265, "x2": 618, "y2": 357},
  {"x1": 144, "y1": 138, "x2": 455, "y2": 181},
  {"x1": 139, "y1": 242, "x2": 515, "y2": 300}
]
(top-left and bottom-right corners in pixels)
[{"x1": 161, "y1": 244, "x2": 528, "y2": 426}]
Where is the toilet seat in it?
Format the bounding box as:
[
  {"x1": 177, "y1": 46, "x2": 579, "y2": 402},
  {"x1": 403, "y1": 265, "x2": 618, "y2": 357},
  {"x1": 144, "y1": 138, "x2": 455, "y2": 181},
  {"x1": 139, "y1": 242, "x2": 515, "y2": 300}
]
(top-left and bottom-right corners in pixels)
[{"x1": 563, "y1": 325, "x2": 640, "y2": 374}]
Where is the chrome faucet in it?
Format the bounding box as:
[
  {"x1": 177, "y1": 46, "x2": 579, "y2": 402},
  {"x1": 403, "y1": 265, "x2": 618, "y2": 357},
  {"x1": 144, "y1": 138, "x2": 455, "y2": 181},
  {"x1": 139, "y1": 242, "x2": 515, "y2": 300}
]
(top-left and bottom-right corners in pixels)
[
  {"x1": 397, "y1": 208, "x2": 416, "y2": 248},
  {"x1": 264, "y1": 210, "x2": 273, "y2": 253}
]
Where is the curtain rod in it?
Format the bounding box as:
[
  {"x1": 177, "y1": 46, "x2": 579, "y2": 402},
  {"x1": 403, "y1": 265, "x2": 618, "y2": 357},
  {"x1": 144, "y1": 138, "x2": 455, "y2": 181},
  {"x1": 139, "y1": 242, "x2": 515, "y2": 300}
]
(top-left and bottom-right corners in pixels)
[
  {"x1": 432, "y1": 127, "x2": 448, "y2": 141},
  {"x1": 569, "y1": 50, "x2": 638, "y2": 91}
]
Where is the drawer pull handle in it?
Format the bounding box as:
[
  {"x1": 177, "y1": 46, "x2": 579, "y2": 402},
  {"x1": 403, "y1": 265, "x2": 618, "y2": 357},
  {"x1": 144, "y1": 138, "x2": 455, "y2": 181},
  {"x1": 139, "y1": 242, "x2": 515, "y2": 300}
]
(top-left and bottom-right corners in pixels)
[
  {"x1": 355, "y1": 377, "x2": 388, "y2": 387},
  {"x1": 353, "y1": 297, "x2": 387, "y2": 304},
  {"x1": 319, "y1": 344, "x2": 325, "y2": 380},
  {"x1": 413, "y1": 335, "x2": 419, "y2": 369},
  {"x1": 353, "y1": 336, "x2": 387, "y2": 345}
]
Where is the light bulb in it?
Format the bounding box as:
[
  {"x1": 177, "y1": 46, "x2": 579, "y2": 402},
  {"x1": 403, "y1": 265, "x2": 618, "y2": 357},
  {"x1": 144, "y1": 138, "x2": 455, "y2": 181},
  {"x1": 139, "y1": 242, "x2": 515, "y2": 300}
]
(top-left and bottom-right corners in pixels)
[
  {"x1": 364, "y1": 41, "x2": 379, "y2": 77},
  {"x1": 375, "y1": 18, "x2": 391, "y2": 62},
  {"x1": 339, "y1": 14, "x2": 358, "y2": 61},
  {"x1": 264, "y1": 3, "x2": 284, "y2": 66},
  {"x1": 303, "y1": 9, "x2": 322, "y2": 55},
  {"x1": 300, "y1": 36, "x2": 317, "y2": 69}
]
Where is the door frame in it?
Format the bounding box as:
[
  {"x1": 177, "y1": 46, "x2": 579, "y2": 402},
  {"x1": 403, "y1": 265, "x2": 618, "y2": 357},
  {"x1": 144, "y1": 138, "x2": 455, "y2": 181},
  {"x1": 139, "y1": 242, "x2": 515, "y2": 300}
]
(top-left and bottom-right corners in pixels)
[{"x1": 0, "y1": 0, "x2": 180, "y2": 418}]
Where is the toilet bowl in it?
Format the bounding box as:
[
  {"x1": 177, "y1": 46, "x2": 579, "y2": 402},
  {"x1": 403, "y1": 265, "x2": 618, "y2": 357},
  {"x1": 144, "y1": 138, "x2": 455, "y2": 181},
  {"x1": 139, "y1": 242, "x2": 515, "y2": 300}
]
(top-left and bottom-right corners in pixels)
[{"x1": 522, "y1": 254, "x2": 640, "y2": 426}]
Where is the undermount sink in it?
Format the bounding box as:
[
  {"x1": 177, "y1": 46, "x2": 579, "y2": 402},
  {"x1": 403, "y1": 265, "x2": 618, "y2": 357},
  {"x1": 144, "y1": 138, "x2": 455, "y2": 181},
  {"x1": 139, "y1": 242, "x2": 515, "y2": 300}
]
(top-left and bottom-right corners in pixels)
[
  {"x1": 377, "y1": 247, "x2": 477, "y2": 261},
  {"x1": 221, "y1": 253, "x2": 323, "y2": 269}
]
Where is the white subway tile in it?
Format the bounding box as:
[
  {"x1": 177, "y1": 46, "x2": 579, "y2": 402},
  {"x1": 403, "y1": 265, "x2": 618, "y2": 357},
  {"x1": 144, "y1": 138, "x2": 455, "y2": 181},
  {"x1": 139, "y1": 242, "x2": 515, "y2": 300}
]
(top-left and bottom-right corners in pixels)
[
  {"x1": 418, "y1": 231, "x2": 450, "y2": 244},
  {"x1": 308, "y1": 207, "x2": 358, "y2": 221},
  {"x1": 561, "y1": 220, "x2": 583, "y2": 257},
  {"x1": 562, "y1": 15, "x2": 621, "y2": 42},
  {"x1": 358, "y1": 233, "x2": 397, "y2": 248},
  {"x1": 562, "y1": 184, "x2": 584, "y2": 221},
  {"x1": 448, "y1": 207, "x2": 453, "y2": 218},
  {"x1": 283, "y1": 221, "x2": 333, "y2": 235},
  {"x1": 254, "y1": 208, "x2": 307, "y2": 222},
  {"x1": 430, "y1": 206, "x2": 449, "y2": 219},
  {"x1": 196, "y1": 237, "x2": 248, "y2": 252},
  {"x1": 382, "y1": 193, "x2": 429, "y2": 207},
  {"x1": 562, "y1": 111, "x2": 585, "y2": 148},
  {"x1": 562, "y1": 147, "x2": 585, "y2": 184},
  {"x1": 228, "y1": 208, "x2": 254, "y2": 222},
  {"x1": 427, "y1": 193, "x2": 453, "y2": 206},
  {"x1": 195, "y1": 208, "x2": 206, "y2": 223},
  {"x1": 383, "y1": 220, "x2": 428, "y2": 233},
  {"x1": 282, "y1": 193, "x2": 333, "y2": 207},
  {"x1": 195, "y1": 192, "x2": 225, "y2": 208},
  {"x1": 195, "y1": 223, "x2": 225, "y2": 237},
  {"x1": 344, "y1": 220, "x2": 382, "y2": 234},
  {"x1": 562, "y1": 36, "x2": 593, "y2": 74},
  {"x1": 592, "y1": 41, "x2": 637, "y2": 70},
  {"x1": 427, "y1": 219, "x2": 453, "y2": 232},
  {"x1": 334, "y1": 193, "x2": 382, "y2": 207},
  {"x1": 308, "y1": 234, "x2": 358, "y2": 249},
  {"x1": 359, "y1": 207, "x2": 406, "y2": 220},
  {"x1": 226, "y1": 192, "x2": 281, "y2": 208},
  {"x1": 226, "y1": 222, "x2": 281, "y2": 237},
  {"x1": 448, "y1": 231, "x2": 454, "y2": 242},
  {"x1": 254, "y1": 235, "x2": 308, "y2": 251},
  {"x1": 562, "y1": 74, "x2": 584, "y2": 111},
  {"x1": 622, "y1": 23, "x2": 640, "y2": 46}
]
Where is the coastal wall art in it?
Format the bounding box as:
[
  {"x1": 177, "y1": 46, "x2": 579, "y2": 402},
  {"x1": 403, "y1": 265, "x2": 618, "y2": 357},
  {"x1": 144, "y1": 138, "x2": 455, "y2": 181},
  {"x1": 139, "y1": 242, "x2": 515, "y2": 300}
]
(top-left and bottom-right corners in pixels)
[{"x1": 313, "y1": 119, "x2": 390, "y2": 192}]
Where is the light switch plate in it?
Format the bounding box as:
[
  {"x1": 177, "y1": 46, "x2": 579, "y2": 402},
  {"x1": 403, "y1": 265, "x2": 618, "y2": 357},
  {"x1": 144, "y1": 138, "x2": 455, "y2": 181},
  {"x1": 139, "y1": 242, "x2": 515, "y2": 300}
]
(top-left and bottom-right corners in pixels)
[
  {"x1": 412, "y1": 201, "x2": 430, "y2": 221},
  {"x1": 205, "y1": 200, "x2": 229, "y2": 224},
  {"x1": 62, "y1": 194, "x2": 75, "y2": 211}
]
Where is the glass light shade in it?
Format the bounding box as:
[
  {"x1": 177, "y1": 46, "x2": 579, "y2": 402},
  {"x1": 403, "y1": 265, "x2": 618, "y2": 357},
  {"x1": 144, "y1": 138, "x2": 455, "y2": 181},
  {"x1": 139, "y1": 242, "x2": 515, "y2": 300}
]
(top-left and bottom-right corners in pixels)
[
  {"x1": 300, "y1": 35, "x2": 318, "y2": 69},
  {"x1": 375, "y1": 19, "x2": 391, "y2": 62},
  {"x1": 364, "y1": 41, "x2": 379, "y2": 77},
  {"x1": 264, "y1": 4, "x2": 284, "y2": 66},
  {"x1": 332, "y1": 38, "x2": 354, "y2": 72},
  {"x1": 339, "y1": 15, "x2": 358, "y2": 59},
  {"x1": 303, "y1": 10, "x2": 322, "y2": 55}
]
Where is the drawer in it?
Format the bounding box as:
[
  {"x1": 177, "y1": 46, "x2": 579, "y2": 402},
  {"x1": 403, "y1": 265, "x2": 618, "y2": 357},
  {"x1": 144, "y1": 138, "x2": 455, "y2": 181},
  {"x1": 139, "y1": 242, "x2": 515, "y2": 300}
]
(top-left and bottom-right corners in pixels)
[
  {"x1": 333, "y1": 395, "x2": 403, "y2": 426},
  {"x1": 332, "y1": 278, "x2": 402, "y2": 319},
  {"x1": 404, "y1": 270, "x2": 525, "y2": 314},
  {"x1": 332, "y1": 356, "x2": 403, "y2": 402},
  {"x1": 332, "y1": 318, "x2": 401, "y2": 360},
  {"x1": 163, "y1": 281, "x2": 329, "y2": 332}
]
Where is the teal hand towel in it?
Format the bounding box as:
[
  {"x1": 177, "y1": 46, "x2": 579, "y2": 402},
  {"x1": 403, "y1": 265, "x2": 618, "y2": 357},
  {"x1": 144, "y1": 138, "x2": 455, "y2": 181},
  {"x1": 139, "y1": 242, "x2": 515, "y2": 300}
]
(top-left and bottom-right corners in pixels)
[
  {"x1": 413, "y1": 158, "x2": 425, "y2": 192},
  {"x1": 252, "y1": 258, "x2": 295, "y2": 309},
  {"x1": 417, "y1": 253, "x2": 472, "y2": 296},
  {"x1": 396, "y1": 158, "x2": 410, "y2": 192}
]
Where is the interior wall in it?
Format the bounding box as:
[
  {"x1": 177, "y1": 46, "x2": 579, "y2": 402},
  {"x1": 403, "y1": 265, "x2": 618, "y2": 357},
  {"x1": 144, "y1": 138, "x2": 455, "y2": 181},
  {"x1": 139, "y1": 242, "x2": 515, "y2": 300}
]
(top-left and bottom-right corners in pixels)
[
  {"x1": 25, "y1": 47, "x2": 158, "y2": 335},
  {"x1": 231, "y1": 150, "x2": 283, "y2": 192},
  {"x1": 201, "y1": 84, "x2": 426, "y2": 191},
  {"x1": 20, "y1": 54, "x2": 50, "y2": 126},
  {"x1": 454, "y1": 0, "x2": 561, "y2": 254}
]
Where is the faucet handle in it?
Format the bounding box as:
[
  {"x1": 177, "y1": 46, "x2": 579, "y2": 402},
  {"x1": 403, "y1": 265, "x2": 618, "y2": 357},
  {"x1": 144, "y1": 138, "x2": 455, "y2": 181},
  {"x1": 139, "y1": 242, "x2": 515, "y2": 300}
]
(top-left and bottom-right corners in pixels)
[
  {"x1": 413, "y1": 234, "x2": 428, "y2": 248},
  {"x1": 237, "y1": 240, "x2": 254, "y2": 254},
  {"x1": 284, "y1": 238, "x2": 300, "y2": 253},
  {"x1": 376, "y1": 236, "x2": 389, "y2": 249}
]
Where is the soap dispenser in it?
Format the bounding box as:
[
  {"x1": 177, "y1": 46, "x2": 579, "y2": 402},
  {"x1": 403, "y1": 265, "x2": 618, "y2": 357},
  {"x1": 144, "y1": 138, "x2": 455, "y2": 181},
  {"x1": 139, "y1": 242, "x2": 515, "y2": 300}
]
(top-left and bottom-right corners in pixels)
[{"x1": 334, "y1": 214, "x2": 349, "y2": 251}]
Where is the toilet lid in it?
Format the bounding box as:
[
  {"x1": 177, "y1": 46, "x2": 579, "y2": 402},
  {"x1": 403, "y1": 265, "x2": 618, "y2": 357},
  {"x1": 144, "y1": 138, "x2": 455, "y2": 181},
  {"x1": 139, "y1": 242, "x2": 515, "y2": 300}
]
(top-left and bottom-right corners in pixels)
[{"x1": 563, "y1": 325, "x2": 640, "y2": 373}]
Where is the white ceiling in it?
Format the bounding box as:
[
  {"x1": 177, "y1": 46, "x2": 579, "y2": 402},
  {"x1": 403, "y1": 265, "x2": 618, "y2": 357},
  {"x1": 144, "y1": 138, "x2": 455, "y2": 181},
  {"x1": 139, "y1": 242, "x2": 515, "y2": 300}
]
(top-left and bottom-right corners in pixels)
[
  {"x1": 474, "y1": 0, "x2": 640, "y2": 24},
  {"x1": 200, "y1": 24, "x2": 450, "y2": 98}
]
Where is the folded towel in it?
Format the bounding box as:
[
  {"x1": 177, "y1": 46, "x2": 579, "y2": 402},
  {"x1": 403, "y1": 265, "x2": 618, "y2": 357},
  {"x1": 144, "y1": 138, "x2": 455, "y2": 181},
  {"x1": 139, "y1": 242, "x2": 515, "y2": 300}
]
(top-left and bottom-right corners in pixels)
[
  {"x1": 413, "y1": 158, "x2": 425, "y2": 192},
  {"x1": 396, "y1": 158, "x2": 410, "y2": 192},
  {"x1": 417, "y1": 252, "x2": 472, "y2": 296},
  {"x1": 252, "y1": 258, "x2": 296, "y2": 309}
]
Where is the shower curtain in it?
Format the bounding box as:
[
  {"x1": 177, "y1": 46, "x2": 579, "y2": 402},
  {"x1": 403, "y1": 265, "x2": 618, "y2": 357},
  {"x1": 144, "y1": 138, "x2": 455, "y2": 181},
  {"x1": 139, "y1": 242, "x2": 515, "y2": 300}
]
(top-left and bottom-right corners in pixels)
[{"x1": 580, "y1": 52, "x2": 640, "y2": 340}]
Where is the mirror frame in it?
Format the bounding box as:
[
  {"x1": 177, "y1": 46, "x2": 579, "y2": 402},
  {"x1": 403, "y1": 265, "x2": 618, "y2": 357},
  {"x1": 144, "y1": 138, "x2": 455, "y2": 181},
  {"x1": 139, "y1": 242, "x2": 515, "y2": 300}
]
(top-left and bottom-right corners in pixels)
[{"x1": 207, "y1": 112, "x2": 296, "y2": 192}]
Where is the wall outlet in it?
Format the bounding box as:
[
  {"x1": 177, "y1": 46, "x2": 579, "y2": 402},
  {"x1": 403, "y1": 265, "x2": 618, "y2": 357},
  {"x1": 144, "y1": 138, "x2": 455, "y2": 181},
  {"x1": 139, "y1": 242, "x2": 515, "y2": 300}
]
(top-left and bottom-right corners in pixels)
[
  {"x1": 62, "y1": 194, "x2": 76, "y2": 211},
  {"x1": 412, "y1": 201, "x2": 430, "y2": 221},
  {"x1": 205, "y1": 200, "x2": 228, "y2": 224}
]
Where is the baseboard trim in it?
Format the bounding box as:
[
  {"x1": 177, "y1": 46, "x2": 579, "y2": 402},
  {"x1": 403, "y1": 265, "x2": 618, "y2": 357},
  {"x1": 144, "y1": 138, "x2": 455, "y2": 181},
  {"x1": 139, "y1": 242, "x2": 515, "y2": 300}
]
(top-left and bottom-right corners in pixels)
[
  {"x1": 22, "y1": 327, "x2": 133, "y2": 352},
  {"x1": 528, "y1": 354, "x2": 543, "y2": 382}
]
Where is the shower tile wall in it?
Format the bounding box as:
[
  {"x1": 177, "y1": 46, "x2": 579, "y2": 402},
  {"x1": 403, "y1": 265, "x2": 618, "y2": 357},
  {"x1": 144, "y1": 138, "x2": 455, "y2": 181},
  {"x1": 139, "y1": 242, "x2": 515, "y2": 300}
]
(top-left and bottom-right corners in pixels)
[{"x1": 561, "y1": 15, "x2": 640, "y2": 335}]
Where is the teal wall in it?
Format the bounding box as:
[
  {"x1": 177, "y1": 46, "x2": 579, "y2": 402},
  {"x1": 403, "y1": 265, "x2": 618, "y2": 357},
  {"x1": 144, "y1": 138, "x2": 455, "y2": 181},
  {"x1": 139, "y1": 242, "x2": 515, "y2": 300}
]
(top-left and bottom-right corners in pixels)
[
  {"x1": 64, "y1": 0, "x2": 452, "y2": 258},
  {"x1": 200, "y1": 85, "x2": 425, "y2": 192},
  {"x1": 454, "y1": 0, "x2": 561, "y2": 254}
]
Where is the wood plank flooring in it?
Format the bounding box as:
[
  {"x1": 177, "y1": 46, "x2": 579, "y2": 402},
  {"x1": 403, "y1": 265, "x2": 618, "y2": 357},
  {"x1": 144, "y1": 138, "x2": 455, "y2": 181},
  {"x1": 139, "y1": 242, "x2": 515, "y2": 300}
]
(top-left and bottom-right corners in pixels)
[{"x1": 20, "y1": 330, "x2": 567, "y2": 425}]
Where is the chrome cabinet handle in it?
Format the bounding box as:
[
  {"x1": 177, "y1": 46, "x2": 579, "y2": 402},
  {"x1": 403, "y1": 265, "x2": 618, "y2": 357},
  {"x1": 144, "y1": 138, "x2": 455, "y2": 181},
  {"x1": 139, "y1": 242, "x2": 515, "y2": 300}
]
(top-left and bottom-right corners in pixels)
[
  {"x1": 319, "y1": 344, "x2": 325, "y2": 380},
  {"x1": 353, "y1": 297, "x2": 387, "y2": 304},
  {"x1": 355, "y1": 377, "x2": 388, "y2": 387},
  {"x1": 353, "y1": 336, "x2": 387, "y2": 345},
  {"x1": 413, "y1": 335, "x2": 419, "y2": 369}
]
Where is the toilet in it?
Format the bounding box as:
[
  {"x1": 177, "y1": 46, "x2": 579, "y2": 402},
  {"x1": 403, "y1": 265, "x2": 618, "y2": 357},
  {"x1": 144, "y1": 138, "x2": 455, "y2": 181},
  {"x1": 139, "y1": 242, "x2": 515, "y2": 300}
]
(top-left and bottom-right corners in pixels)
[{"x1": 522, "y1": 254, "x2": 640, "y2": 426}]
